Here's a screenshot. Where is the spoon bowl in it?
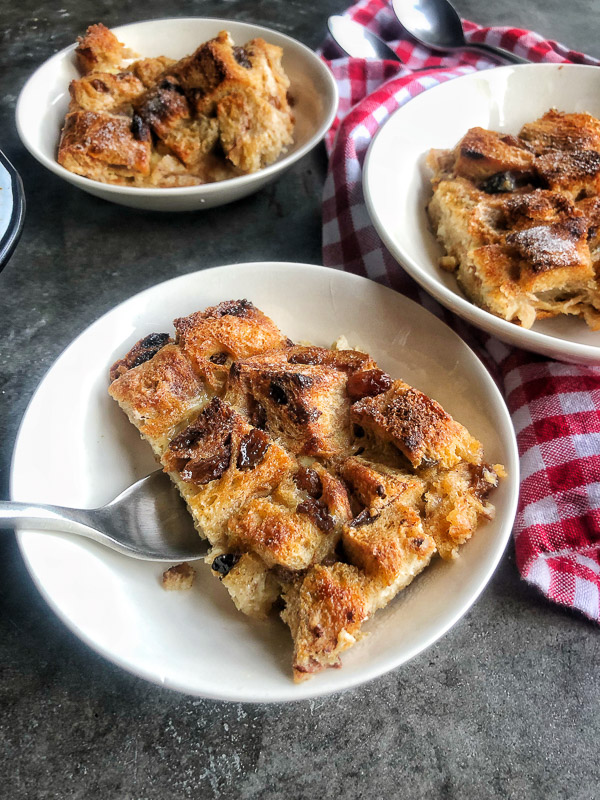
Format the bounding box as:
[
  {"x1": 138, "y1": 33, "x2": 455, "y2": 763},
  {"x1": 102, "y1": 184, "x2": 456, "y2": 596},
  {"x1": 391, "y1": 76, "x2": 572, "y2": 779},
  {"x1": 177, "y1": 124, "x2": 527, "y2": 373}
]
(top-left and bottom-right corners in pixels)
[
  {"x1": 392, "y1": 0, "x2": 529, "y2": 63},
  {"x1": 327, "y1": 15, "x2": 401, "y2": 61},
  {"x1": 1, "y1": 470, "x2": 205, "y2": 561}
]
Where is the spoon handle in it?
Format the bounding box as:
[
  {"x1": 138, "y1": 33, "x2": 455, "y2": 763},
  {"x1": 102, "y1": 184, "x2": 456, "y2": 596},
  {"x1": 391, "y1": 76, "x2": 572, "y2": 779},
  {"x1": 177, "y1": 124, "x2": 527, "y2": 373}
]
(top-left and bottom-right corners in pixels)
[
  {"x1": 0, "y1": 500, "x2": 93, "y2": 531},
  {"x1": 467, "y1": 41, "x2": 529, "y2": 65}
]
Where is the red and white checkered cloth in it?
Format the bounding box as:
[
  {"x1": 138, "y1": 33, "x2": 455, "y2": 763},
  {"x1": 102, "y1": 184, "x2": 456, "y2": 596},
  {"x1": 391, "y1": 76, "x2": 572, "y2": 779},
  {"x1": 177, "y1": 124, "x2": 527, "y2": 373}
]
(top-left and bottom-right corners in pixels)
[{"x1": 321, "y1": 0, "x2": 600, "y2": 622}]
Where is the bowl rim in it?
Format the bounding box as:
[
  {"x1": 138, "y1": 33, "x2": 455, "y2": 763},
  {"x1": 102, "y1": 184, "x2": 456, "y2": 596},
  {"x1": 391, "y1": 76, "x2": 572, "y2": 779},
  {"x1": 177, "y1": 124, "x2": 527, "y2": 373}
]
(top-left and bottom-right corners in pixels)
[
  {"x1": 15, "y1": 16, "x2": 339, "y2": 197},
  {"x1": 363, "y1": 62, "x2": 600, "y2": 363},
  {"x1": 0, "y1": 148, "x2": 26, "y2": 273}
]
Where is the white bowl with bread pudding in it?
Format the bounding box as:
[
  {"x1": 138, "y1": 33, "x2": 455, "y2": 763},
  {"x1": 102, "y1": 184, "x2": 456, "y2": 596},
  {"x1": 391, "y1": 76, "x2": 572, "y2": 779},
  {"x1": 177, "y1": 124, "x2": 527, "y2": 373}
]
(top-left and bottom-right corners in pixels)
[
  {"x1": 15, "y1": 18, "x2": 337, "y2": 211},
  {"x1": 364, "y1": 64, "x2": 600, "y2": 365},
  {"x1": 11, "y1": 263, "x2": 518, "y2": 701}
]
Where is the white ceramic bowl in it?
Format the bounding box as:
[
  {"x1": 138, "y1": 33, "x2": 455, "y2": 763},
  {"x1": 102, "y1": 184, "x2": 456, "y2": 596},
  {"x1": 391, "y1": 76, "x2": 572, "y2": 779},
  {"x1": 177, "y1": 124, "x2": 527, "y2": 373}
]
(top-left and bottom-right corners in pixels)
[
  {"x1": 16, "y1": 18, "x2": 338, "y2": 211},
  {"x1": 364, "y1": 64, "x2": 600, "y2": 365},
  {"x1": 11, "y1": 262, "x2": 519, "y2": 702}
]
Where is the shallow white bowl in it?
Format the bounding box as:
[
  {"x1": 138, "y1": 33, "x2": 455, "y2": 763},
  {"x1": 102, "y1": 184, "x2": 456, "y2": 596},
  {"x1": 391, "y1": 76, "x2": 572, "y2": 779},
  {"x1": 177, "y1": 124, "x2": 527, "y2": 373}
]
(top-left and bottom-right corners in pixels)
[
  {"x1": 11, "y1": 262, "x2": 519, "y2": 702},
  {"x1": 364, "y1": 64, "x2": 600, "y2": 365},
  {"x1": 16, "y1": 18, "x2": 338, "y2": 211}
]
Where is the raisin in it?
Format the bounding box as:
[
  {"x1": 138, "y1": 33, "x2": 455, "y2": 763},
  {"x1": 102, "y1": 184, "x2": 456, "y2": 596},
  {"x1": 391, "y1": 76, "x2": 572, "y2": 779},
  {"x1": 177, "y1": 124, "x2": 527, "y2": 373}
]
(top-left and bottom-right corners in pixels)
[
  {"x1": 211, "y1": 299, "x2": 253, "y2": 318},
  {"x1": 181, "y1": 451, "x2": 231, "y2": 484},
  {"x1": 481, "y1": 172, "x2": 517, "y2": 194},
  {"x1": 237, "y1": 429, "x2": 270, "y2": 470},
  {"x1": 209, "y1": 352, "x2": 228, "y2": 365},
  {"x1": 348, "y1": 509, "x2": 379, "y2": 528},
  {"x1": 353, "y1": 425, "x2": 365, "y2": 438},
  {"x1": 159, "y1": 77, "x2": 185, "y2": 94},
  {"x1": 90, "y1": 78, "x2": 109, "y2": 92},
  {"x1": 269, "y1": 381, "x2": 288, "y2": 405},
  {"x1": 461, "y1": 147, "x2": 485, "y2": 160},
  {"x1": 130, "y1": 113, "x2": 150, "y2": 142},
  {"x1": 347, "y1": 369, "x2": 392, "y2": 401},
  {"x1": 297, "y1": 498, "x2": 334, "y2": 533},
  {"x1": 289, "y1": 351, "x2": 321, "y2": 366},
  {"x1": 250, "y1": 402, "x2": 267, "y2": 430},
  {"x1": 294, "y1": 466, "x2": 323, "y2": 498},
  {"x1": 233, "y1": 46, "x2": 252, "y2": 68},
  {"x1": 211, "y1": 553, "x2": 240, "y2": 577},
  {"x1": 289, "y1": 403, "x2": 320, "y2": 425},
  {"x1": 110, "y1": 332, "x2": 171, "y2": 381},
  {"x1": 469, "y1": 463, "x2": 498, "y2": 499}
]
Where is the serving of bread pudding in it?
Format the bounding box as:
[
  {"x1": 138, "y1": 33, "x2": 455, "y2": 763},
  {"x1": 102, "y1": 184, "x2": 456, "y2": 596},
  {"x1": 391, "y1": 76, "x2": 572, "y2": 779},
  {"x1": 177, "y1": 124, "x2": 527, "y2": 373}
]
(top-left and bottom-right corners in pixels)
[
  {"x1": 427, "y1": 110, "x2": 600, "y2": 330},
  {"x1": 58, "y1": 24, "x2": 294, "y2": 187},
  {"x1": 108, "y1": 299, "x2": 504, "y2": 682}
]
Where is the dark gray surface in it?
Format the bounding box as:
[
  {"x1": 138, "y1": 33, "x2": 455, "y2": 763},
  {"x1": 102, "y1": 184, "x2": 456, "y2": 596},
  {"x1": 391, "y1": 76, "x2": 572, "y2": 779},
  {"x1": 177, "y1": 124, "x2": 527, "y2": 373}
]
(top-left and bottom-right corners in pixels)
[{"x1": 1, "y1": 1, "x2": 598, "y2": 798}]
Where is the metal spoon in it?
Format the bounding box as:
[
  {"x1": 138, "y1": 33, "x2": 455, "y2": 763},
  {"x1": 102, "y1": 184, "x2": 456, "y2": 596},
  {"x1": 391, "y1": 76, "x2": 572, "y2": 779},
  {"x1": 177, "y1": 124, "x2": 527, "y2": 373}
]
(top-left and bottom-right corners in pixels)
[
  {"x1": 1, "y1": 470, "x2": 205, "y2": 561},
  {"x1": 328, "y1": 16, "x2": 403, "y2": 61},
  {"x1": 392, "y1": 0, "x2": 530, "y2": 64}
]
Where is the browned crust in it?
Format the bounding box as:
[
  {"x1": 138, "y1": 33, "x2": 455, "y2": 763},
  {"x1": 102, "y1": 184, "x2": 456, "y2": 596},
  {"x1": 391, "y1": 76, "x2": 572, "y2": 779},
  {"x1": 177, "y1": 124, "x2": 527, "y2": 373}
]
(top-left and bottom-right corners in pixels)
[
  {"x1": 351, "y1": 380, "x2": 482, "y2": 470},
  {"x1": 174, "y1": 299, "x2": 289, "y2": 390},
  {"x1": 282, "y1": 563, "x2": 370, "y2": 681},
  {"x1": 75, "y1": 23, "x2": 127, "y2": 74},
  {"x1": 108, "y1": 343, "x2": 207, "y2": 446},
  {"x1": 58, "y1": 110, "x2": 152, "y2": 179}
]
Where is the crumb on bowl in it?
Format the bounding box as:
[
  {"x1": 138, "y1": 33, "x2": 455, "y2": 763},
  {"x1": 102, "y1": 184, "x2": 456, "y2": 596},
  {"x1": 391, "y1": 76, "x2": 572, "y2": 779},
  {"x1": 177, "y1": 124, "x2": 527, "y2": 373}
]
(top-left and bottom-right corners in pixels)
[{"x1": 162, "y1": 561, "x2": 196, "y2": 590}]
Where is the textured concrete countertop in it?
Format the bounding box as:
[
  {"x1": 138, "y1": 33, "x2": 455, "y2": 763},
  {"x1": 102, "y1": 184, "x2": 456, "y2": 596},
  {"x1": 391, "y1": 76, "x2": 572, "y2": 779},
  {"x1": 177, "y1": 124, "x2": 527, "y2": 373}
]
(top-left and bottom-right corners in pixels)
[{"x1": 1, "y1": 1, "x2": 598, "y2": 798}]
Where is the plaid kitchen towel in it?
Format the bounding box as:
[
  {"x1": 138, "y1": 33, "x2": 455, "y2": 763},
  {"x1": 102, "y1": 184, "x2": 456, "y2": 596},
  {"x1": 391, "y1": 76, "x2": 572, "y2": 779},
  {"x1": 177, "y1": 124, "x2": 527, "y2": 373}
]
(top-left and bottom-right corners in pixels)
[{"x1": 322, "y1": 0, "x2": 600, "y2": 622}]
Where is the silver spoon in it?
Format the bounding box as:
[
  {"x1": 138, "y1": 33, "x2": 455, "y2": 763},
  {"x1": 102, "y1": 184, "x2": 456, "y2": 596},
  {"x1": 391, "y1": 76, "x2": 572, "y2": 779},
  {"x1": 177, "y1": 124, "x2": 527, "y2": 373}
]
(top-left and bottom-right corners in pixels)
[
  {"x1": 328, "y1": 15, "x2": 403, "y2": 61},
  {"x1": 1, "y1": 470, "x2": 205, "y2": 561},
  {"x1": 327, "y1": 15, "x2": 446, "y2": 70},
  {"x1": 392, "y1": 0, "x2": 530, "y2": 64}
]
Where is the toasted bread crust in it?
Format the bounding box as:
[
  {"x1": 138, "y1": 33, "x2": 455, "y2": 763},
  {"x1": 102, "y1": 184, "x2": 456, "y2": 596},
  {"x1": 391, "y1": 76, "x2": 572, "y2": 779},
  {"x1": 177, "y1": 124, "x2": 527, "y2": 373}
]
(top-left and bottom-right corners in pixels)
[{"x1": 351, "y1": 380, "x2": 482, "y2": 470}]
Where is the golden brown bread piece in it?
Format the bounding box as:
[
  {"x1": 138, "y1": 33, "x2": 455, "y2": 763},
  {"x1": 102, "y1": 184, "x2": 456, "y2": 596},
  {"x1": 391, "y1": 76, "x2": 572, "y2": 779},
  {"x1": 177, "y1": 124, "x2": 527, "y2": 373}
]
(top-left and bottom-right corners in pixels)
[
  {"x1": 351, "y1": 379, "x2": 482, "y2": 470},
  {"x1": 68, "y1": 71, "x2": 145, "y2": 115},
  {"x1": 58, "y1": 110, "x2": 152, "y2": 184},
  {"x1": 422, "y1": 462, "x2": 501, "y2": 560},
  {"x1": 130, "y1": 56, "x2": 177, "y2": 87},
  {"x1": 227, "y1": 463, "x2": 351, "y2": 570},
  {"x1": 162, "y1": 398, "x2": 296, "y2": 547},
  {"x1": 168, "y1": 31, "x2": 293, "y2": 172},
  {"x1": 453, "y1": 127, "x2": 535, "y2": 183},
  {"x1": 226, "y1": 356, "x2": 353, "y2": 458},
  {"x1": 519, "y1": 109, "x2": 600, "y2": 153},
  {"x1": 75, "y1": 23, "x2": 129, "y2": 74},
  {"x1": 207, "y1": 550, "x2": 280, "y2": 619},
  {"x1": 108, "y1": 342, "x2": 209, "y2": 457},
  {"x1": 175, "y1": 299, "x2": 289, "y2": 391},
  {"x1": 338, "y1": 455, "x2": 425, "y2": 515},
  {"x1": 281, "y1": 563, "x2": 371, "y2": 680},
  {"x1": 342, "y1": 501, "x2": 434, "y2": 585},
  {"x1": 427, "y1": 110, "x2": 600, "y2": 330}
]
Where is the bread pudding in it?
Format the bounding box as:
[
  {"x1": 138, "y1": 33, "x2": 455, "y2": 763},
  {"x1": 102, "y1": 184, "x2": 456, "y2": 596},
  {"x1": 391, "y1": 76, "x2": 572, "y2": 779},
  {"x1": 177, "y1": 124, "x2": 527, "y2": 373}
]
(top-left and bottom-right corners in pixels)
[
  {"x1": 108, "y1": 300, "x2": 504, "y2": 681},
  {"x1": 427, "y1": 110, "x2": 600, "y2": 330},
  {"x1": 58, "y1": 24, "x2": 294, "y2": 187}
]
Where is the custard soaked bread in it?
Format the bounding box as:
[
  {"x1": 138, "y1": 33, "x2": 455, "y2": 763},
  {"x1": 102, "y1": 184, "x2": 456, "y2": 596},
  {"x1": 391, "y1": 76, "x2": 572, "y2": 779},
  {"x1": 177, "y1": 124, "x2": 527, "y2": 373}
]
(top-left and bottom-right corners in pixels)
[
  {"x1": 427, "y1": 110, "x2": 600, "y2": 330},
  {"x1": 108, "y1": 299, "x2": 504, "y2": 681},
  {"x1": 59, "y1": 24, "x2": 294, "y2": 187}
]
